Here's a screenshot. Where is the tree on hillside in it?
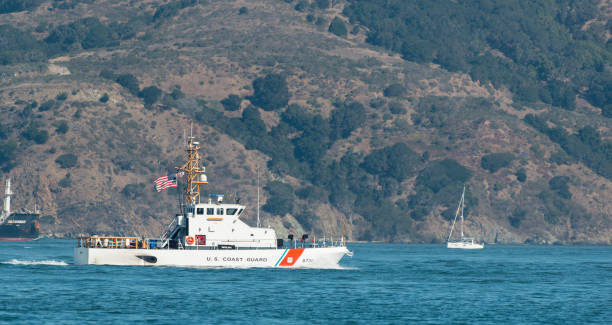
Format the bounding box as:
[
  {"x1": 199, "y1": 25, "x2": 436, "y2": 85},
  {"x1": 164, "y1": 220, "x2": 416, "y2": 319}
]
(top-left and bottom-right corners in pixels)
[
  {"x1": 316, "y1": 0, "x2": 330, "y2": 9},
  {"x1": 328, "y1": 17, "x2": 347, "y2": 37},
  {"x1": 383, "y1": 83, "x2": 405, "y2": 97},
  {"x1": 262, "y1": 181, "x2": 295, "y2": 216},
  {"x1": 21, "y1": 122, "x2": 48, "y2": 144},
  {"x1": 416, "y1": 159, "x2": 472, "y2": 193},
  {"x1": 250, "y1": 73, "x2": 290, "y2": 111},
  {"x1": 330, "y1": 101, "x2": 366, "y2": 140},
  {"x1": 362, "y1": 143, "x2": 420, "y2": 181},
  {"x1": 115, "y1": 74, "x2": 140, "y2": 95},
  {"x1": 549, "y1": 176, "x2": 571, "y2": 199},
  {"x1": 0, "y1": 140, "x2": 17, "y2": 171},
  {"x1": 0, "y1": 0, "x2": 43, "y2": 14},
  {"x1": 481, "y1": 153, "x2": 515, "y2": 173},
  {"x1": 221, "y1": 94, "x2": 242, "y2": 111},
  {"x1": 139, "y1": 86, "x2": 162, "y2": 107},
  {"x1": 240, "y1": 106, "x2": 267, "y2": 137},
  {"x1": 55, "y1": 153, "x2": 78, "y2": 169}
]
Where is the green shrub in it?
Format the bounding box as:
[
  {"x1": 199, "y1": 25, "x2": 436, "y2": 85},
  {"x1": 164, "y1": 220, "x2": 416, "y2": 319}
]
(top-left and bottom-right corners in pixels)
[
  {"x1": 481, "y1": 153, "x2": 515, "y2": 173},
  {"x1": 328, "y1": 17, "x2": 347, "y2": 37},
  {"x1": 294, "y1": 0, "x2": 308, "y2": 11},
  {"x1": 238, "y1": 6, "x2": 248, "y2": 15},
  {"x1": 296, "y1": 186, "x2": 326, "y2": 202},
  {"x1": 99, "y1": 69, "x2": 116, "y2": 80},
  {"x1": 362, "y1": 142, "x2": 420, "y2": 181},
  {"x1": 250, "y1": 73, "x2": 290, "y2": 111},
  {"x1": 383, "y1": 83, "x2": 405, "y2": 97},
  {"x1": 45, "y1": 17, "x2": 119, "y2": 51},
  {"x1": 549, "y1": 150, "x2": 572, "y2": 165},
  {"x1": 21, "y1": 123, "x2": 48, "y2": 144},
  {"x1": 56, "y1": 92, "x2": 68, "y2": 101},
  {"x1": 153, "y1": 0, "x2": 198, "y2": 21},
  {"x1": 55, "y1": 120, "x2": 69, "y2": 134},
  {"x1": 121, "y1": 183, "x2": 145, "y2": 200},
  {"x1": 0, "y1": 140, "x2": 17, "y2": 171},
  {"x1": 603, "y1": 104, "x2": 612, "y2": 118},
  {"x1": 0, "y1": 25, "x2": 47, "y2": 65},
  {"x1": 369, "y1": 97, "x2": 386, "y2": 108},
  {"x1": 262, "y1": 181, "x2": 294, "y2": 216},
  {"x1": 316, "y1": 0, "x2": 330, "y2": 9},
  {"x1": 139, "y1": 86, "x2": 162, "y2": 107},
  {"x1": 55, "y1": 153, "x2": 78, "y2": 168},
  {"x1": 549, "y1": 176, "x2": 571, "y2": 199},
  {"x1": 330, "y1": 101, "x2": 366, "y2": 139},
  {"x1": 58, "y1": 173, "x2": 72, "y2": 188},
  {"x1": 516, "y1": 168, "x2": 526, "y2": 182},
  {"x1": 388, "y1": 101, "x2": 406, "y2": 114},
  {"x1": 0, "y1": 0, "x2": 43, "y2": 14},
  {"x1": 99, "y1": 93, "x2": 109, "y2": 103},
  {"x1": 508, "y1": 208, "x2": 526, "y2": 228},
  {"x1": 38, "y1": 100, "x2": 59, "y2": 111},
  {"x1": 115, "y1": 74, "x2": 140, "y2": 95},
  {"x1": 416, "y1": 159, "x2": 472, "y2": 193},
  {"x1": 221, "y1": 94, "x2": 242, "y2": 111}
]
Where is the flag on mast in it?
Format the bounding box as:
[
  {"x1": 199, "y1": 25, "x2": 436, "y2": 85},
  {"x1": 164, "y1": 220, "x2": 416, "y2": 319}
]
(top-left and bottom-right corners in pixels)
[{"x1": 154, "y1": 172, "x2": 178, "y2": 192}]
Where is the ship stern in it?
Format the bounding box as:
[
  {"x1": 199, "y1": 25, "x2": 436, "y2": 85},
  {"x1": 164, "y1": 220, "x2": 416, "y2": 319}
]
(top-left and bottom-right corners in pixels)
[{"x1": 74, "y1": 247, "x2": 90, "y2": 265}]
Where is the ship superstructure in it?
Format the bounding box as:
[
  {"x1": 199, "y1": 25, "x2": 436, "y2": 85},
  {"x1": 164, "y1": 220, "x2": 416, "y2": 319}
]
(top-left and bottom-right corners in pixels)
[
  {"x1": 0, "y1": 178, "x2": 40, "y2": 241},
  {"x1": 75, "y1": 136, "x2": 351, "y2": 268}
]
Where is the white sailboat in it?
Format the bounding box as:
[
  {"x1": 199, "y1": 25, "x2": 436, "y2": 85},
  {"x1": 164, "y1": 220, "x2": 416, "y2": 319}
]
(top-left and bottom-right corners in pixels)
[{"x1": 446, "y1": 186, "x2": 484, "y2": 249}]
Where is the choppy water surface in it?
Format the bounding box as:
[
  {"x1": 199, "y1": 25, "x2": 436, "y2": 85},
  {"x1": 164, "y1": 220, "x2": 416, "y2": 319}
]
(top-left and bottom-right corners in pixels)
[{"x1": 0, "y1": 239, "x2": 610, "y2": 324}]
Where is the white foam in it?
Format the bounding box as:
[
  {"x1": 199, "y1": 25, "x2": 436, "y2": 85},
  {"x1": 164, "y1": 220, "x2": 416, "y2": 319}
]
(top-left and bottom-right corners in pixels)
[{"x1": 3, "y1": 259, "x2": 68, "y2": 266}]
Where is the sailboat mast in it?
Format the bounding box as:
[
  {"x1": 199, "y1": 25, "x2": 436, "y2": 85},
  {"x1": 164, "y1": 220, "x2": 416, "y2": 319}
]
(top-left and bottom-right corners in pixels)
[
  {"x1": 447, "y1": 189, "x2": 463, "y2": 242},
  {"x1": 256, "y1": 165, "x2": 260, "y2": 228},
  {"x1": 460, "y1": 186, "x2": 465, "y2": 239}
]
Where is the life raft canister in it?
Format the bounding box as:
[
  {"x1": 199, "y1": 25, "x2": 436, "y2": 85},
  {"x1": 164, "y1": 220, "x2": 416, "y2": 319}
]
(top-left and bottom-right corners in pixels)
[{"x1": 186, "y1": 236, "x2": 195, "y2": 245}]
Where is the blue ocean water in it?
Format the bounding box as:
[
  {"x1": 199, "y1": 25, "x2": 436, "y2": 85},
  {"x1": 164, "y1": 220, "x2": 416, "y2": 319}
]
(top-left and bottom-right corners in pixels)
[{"x1": 0, "y1": 239, "x2": 610, "y2": 324}]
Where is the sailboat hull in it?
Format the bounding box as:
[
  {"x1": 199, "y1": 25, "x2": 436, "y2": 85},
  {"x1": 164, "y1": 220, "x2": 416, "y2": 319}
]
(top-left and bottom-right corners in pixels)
[{"x1": 447, "y1": 241, "x2": 484, "y2": 249}]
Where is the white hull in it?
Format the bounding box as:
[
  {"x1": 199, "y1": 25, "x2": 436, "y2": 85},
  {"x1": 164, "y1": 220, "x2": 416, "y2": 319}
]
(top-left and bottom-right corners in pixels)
[
  {"x1": 447, "y1": 241, "x2": 484, "y2": 249},
  {"x1": 74, "y1": 246, "x2": 350, "y2": 269}
]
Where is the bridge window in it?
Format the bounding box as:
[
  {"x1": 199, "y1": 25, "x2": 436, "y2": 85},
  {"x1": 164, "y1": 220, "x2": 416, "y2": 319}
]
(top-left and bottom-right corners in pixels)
[
  {"x1": 217, "y1": 208, "x2": 224, "y2": 215},
  {"x1": 206, "y1": 208, "x2": 214, "y2": 215},
  {"x1": 226, "y1": 208, "x2": 238, "y2": 215},
  {"x1": 197, "y1": 208, "x2": 204, "y2": 215}
]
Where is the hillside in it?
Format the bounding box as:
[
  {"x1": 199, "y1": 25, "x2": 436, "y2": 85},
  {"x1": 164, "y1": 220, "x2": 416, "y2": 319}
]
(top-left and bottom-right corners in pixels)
[{"x1": 0, "y1": 0, "x2": 611, "y2": 244}]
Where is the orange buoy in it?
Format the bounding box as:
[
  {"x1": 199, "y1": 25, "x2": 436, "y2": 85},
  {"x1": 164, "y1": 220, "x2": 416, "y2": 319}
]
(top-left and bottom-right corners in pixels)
[{"x1": 186, "y1": 236, "x2": 194, "y2": 245}]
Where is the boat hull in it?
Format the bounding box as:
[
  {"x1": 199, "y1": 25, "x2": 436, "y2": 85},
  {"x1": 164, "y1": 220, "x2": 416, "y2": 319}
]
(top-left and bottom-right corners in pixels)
[
  {"x1": 447, "y1": 242, "x2": 484, "y2": 249},
  {"x1": 0, "y1": 213, "x2": 40, "y2": 241},
  {"x1": 74, "y1": 246, "x2": 351, "y2": 268},
  {"x1": 0, "y1": 237, "x2": 38, "y2": 241}
]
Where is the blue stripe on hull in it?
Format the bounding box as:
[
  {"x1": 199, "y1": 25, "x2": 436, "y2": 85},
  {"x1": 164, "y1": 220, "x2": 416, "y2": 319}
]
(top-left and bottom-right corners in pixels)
[{"x1": 274, "y1": 249, "x2": 288, "y2": 267}]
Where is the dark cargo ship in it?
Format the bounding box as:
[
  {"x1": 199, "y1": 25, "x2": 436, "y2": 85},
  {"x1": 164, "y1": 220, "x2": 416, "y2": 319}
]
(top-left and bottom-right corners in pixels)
[{"x1": 0, "y1": 178, "x2": 40, "y2": 241}]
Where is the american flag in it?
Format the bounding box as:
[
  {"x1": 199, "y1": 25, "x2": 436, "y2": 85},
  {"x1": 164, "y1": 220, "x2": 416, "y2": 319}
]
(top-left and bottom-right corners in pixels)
[{"x1": 154, "y1": 173, "x2": 177, "y2": 192}]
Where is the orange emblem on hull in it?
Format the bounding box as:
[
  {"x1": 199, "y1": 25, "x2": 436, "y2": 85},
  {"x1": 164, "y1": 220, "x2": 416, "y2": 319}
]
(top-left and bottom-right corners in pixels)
[{"x1": 278, "y1": 248, "x2": 304, "y2": 267}]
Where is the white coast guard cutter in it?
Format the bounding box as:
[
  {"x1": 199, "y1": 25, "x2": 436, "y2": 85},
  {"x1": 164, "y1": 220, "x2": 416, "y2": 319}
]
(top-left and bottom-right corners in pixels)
[{"x1": 74, "y1": 136, "x2": 352, "y2": 268}]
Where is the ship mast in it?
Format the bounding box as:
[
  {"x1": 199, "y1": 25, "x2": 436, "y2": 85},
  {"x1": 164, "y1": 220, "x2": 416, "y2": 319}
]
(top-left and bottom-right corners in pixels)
[
  {"x1": 178, "y1": 130, "x2": 208, "y2": 205},
  {"x1": 1, "y1": 178, "x2": 12, "y2": 223}
]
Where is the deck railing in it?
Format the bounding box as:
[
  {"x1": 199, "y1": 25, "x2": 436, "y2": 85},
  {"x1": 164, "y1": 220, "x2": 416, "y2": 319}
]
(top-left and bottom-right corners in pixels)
[
  {"x1": 77, "y1": 236, "x2": 144, "y2": 249},
  {"x1": 76, "y1": 235, "x2": 348, "y2": 249}
]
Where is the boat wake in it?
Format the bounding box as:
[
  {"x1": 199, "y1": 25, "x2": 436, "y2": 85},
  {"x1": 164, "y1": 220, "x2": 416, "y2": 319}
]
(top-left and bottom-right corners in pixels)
[{"x1": 2, "y1": 259, "x2": 68, "y2": 266}]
